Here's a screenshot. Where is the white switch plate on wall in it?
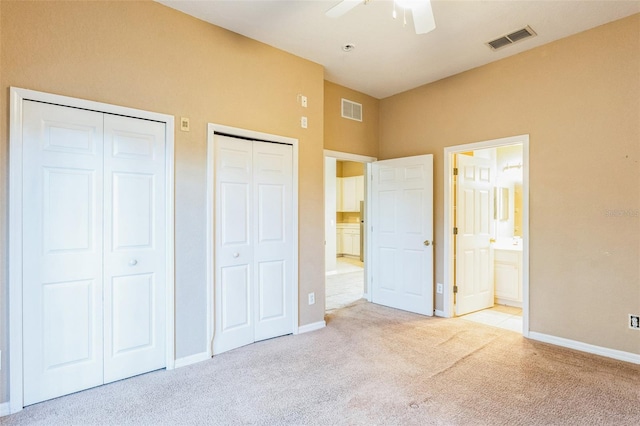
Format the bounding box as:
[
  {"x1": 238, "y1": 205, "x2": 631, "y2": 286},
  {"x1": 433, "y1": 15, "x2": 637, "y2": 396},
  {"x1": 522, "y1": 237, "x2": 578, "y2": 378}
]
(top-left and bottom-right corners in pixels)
[{"x1": 436, "y1": 283, "x2": 444, "y2": 294}]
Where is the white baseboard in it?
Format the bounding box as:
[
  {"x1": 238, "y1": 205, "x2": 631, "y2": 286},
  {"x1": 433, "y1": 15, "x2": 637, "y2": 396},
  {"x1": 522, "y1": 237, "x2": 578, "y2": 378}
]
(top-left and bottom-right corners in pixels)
[
  {"x1": 174, "y1": 351, "x2": 211, "y2": 368},
  {"x1": 297, "y1": 320, "x2": 326, "y2": 334},
  {"x1": 528, "y1": 331, "x2": 640, "y2": 365},
  {"x1": 435, "y1": 309, "x2": 447, "y2": 317},
  {"x1": 1, "y1": 402, "x2": 12, "y2": 417}
]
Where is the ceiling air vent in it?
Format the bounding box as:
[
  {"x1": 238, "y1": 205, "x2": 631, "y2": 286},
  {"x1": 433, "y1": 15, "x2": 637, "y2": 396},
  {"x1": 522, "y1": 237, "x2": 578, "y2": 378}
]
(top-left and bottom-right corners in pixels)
[
  {"x1": 341, "y1": 98, "x2": 362, "y2": 122},
  {"x1": 487, "y1": 26, "x2": 537, "y2": 51}
]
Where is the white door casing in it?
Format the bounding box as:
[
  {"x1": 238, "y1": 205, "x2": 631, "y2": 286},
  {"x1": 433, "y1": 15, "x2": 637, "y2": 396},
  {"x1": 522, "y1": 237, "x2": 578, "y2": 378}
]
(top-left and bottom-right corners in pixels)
[
  {"x1": 371, "y1": 155, "x2": 434, "y2": 316},
  {"x1": 213, "y1": 134, "x2": 294, "y2": 355},
  {"x1": 455, "y1": 154, "x2": 494, "y2": 316},
  {"x1": 13, "y1": 89, "x2": 174, "y2": 410}
]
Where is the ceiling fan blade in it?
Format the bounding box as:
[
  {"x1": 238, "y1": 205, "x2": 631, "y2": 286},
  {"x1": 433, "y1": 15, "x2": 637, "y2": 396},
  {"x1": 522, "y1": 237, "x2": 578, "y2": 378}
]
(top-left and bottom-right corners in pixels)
[
  {"x1": 412, "y1": 1, "x2": 436, "y2": 34},
  {"x1": 326, "y1": 0, "x2": 364, "y2": 18}
]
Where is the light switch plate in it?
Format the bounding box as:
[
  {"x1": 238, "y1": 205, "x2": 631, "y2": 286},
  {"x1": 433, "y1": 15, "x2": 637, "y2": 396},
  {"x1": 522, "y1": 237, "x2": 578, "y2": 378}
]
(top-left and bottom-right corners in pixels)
[{"x1": 180, "y1": 117, "x2": 190, "y2": 132}]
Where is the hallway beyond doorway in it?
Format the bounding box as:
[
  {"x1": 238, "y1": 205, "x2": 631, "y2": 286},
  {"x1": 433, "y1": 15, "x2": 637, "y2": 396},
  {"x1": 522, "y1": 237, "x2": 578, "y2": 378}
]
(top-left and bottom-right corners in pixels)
[{"x1": 326, "y1": 257, "x2": 363, "y2": 311}]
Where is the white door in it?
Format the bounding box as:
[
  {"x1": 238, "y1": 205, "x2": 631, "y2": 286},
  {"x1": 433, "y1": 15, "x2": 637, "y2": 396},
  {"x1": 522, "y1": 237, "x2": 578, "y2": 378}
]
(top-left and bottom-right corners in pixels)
[
  {"x1": 371, "y1": 155, "x2": 434, "y2": 316},
  {"x1": 103, "y1": 115, "x2": 166, "y2": 383},
  {"x1": 455, "y1": 154, "x2": 494, "y2": 316},
  {"x1": 213, "y1": 135, "x2": 294, "y2": 355},
  {"x1": 22, "y1": 101, "x2": 166, "y2": 405},
  {"x1": 22, "y1": 101, "x2": 105, "y2": 405}
]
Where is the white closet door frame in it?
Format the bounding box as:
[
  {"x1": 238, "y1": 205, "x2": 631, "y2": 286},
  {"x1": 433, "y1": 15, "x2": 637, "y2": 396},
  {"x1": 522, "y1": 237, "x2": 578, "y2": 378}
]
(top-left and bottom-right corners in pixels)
[
  {"x1": 8, "y1": 87, "x2": 176, "y2": 414},
  {"x1": 206, "y1": 123, "x2": 299, "y2": 357}
]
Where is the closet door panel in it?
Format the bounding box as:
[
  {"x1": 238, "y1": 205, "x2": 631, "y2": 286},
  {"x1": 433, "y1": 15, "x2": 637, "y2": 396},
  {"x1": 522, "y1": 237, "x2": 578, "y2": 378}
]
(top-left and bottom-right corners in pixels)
[
  {"x1": 103, "y1": 115, "x2": 166, "y2": 383},
  {"x1": 22, "y1": 101, "x2": 105, "y2": 406},
  {"x1": 214, "y1": 136, "x2": 255, "y2": 354},
  {"x1": 253, "y1": 142, "x2": 294, "y2": 342}
]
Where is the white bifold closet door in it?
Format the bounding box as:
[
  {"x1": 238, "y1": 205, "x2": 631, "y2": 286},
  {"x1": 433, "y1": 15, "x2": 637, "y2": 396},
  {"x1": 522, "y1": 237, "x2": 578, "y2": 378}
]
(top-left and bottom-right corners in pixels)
[
  {"x1": 214, "y1": 135, "x2": 294, "y2": 355},
  {"x1": 22, "y1": 100, "x2": 166, "y2": 406}
]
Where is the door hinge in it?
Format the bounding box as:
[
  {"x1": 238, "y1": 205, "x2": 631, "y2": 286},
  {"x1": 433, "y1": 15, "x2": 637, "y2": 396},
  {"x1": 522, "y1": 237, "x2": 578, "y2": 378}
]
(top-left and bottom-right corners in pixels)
[
  {"x1": 453, "y1": 285, "x2": 458, "y2": 293},
  {"x1": 453, "y1": 167, "x2": 458, "y2": 176},
  {"x1": 453, "y1": 227, "x2": 458, "y2": 235}
]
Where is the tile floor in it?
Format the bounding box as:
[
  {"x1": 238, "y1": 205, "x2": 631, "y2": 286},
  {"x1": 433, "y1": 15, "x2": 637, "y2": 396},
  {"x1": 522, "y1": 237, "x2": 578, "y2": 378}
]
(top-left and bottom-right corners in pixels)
[
  {"x1": 325, "y1": 257, "x2": 364, "y2": 311},
  {"x1": 459, "y1": 304, "x2": 523, "y2": 333}
]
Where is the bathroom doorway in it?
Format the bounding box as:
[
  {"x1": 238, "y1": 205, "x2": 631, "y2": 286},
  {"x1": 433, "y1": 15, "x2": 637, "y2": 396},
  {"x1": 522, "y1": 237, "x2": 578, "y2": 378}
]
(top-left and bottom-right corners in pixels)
[
  {"x1": 443, "y1": 135, "x2": 529, "y2": 335},
  {"x1": 324, "y1": 150, "x2": 376, "y2": 312}
]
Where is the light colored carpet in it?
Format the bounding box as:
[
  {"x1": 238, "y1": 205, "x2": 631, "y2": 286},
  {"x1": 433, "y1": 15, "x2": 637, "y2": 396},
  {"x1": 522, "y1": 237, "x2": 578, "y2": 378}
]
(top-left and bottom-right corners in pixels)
[{"x1": 4, "y1": 300, "x2": 639, "y2": 425}]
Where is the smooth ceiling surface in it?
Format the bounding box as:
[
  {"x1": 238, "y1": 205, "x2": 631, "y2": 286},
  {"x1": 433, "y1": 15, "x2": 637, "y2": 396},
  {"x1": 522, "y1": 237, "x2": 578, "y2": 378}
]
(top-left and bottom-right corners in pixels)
[{"x1": 158, "y1": 1, "x2": 640, "y2": 98}]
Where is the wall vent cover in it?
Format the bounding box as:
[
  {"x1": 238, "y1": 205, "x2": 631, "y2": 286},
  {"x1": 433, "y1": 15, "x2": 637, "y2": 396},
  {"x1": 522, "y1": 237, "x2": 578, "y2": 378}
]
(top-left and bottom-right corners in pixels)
[
  {"x1": 487, "y1": 26, "x2": 537, "y2": 51},
  {"x1": 341, "y1": 98, "x2": 363, "y2": 122}
]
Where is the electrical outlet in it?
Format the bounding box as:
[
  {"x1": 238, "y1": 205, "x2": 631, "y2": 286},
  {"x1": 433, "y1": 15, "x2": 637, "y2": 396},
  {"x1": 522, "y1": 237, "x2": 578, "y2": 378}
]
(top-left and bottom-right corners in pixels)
[
  {"x1": 630, "y1": 314, "x2": 640, "y2": 330},
  {"x1": 436, "y1": 283, "x2": 444, "y2": 294},
  {"x1": 301, "y1": 116, "x2": 308, "y2": 129},
  {"x1": 308, "y1": 292, "x2": 315, "y2": 305}
]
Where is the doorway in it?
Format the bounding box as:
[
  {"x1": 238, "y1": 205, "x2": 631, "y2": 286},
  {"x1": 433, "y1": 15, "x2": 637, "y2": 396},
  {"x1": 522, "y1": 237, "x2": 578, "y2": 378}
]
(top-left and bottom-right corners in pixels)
[
  {"x1": 443, "y1": 135, "x2": 529, "y2": 336},
  {"x1": 323, "y1": 150, "x2": 375, "y2": 312}
]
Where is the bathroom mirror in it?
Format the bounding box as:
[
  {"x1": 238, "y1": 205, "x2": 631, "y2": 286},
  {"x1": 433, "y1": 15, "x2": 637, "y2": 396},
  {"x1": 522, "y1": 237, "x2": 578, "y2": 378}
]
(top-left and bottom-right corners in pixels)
[{"x1": 499, "y1": 187, "x2": 509, "y2": 221}]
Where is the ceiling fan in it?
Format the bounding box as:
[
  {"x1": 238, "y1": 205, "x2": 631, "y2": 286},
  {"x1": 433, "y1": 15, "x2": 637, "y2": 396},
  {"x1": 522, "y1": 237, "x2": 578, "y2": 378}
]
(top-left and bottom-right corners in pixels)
[{"x1": 326, "y1": 0, "x2": 436, "y2": 35}]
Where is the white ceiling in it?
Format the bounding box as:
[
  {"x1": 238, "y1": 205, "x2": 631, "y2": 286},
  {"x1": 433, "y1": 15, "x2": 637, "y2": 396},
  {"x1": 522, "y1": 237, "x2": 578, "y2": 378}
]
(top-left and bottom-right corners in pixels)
[{"x1": 157, "y1": 1, "x2": 640, "y2": 99}]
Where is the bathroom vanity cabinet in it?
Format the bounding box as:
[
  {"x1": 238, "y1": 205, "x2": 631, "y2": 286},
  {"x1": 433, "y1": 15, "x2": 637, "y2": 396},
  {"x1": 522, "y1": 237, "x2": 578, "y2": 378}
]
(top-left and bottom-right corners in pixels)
[{"x1": 494, "y1": 247, "x2": 523, "y2": 306}]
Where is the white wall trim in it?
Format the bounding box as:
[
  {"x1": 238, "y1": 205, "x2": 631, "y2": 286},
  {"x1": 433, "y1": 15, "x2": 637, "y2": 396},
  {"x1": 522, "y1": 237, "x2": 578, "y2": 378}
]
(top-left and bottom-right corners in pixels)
[
  {"x1": 443, "y1": 134, "x2": 530, "y2": 337},
  {"x1": 206, "y1": 123, "x2": 300, "y2": 349},
  {"x1": 435, "y1": 310, "x2": 446, "y2": 317},
  {"x1": 297, "y1": 320, "x2": 326, "y2": 334},
  {"x1": 528, "y1": 332, "x2": 640, "y2": 365},
  {"x1": 8, "y1": 87, "x2": 176, "y2": 414},
  {"x1": 174, "y1": 351, "x2": 211, "y2": 369},
  {"x1": 323, "y1": 149, "x2": 377, "y2": 163},
  {"x1": 0, "y1": 402, "x2": 11, "y2": 417}
]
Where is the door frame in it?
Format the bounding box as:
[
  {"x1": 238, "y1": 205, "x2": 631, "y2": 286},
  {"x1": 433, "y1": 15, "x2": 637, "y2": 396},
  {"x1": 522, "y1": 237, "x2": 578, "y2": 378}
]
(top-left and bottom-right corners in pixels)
[
  {"x1": 442, "y1": 134, "x2": 530, "y2": 337},
  {"x1": 206, "y1": 123, "x2": 299, "y2": 356},
  {"x1": 8, "y1": 87, "x2": 176, "y2": 413},
  {"x1": 323, "y1": 150, "x2": 376, "y2": 302}
]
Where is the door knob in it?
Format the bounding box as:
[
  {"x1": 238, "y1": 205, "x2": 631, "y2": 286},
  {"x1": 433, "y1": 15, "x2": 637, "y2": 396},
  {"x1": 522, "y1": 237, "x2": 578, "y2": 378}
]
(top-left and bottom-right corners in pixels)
[
  {"x1": 423, "y1": 240, "x2": 431, "y2": 246},
  {"x1": 129, "y1": 259, "x2": 138, "y2": 266},
  {"x1": 233, "y1": 253, "x2": 240, "y2": 258}
]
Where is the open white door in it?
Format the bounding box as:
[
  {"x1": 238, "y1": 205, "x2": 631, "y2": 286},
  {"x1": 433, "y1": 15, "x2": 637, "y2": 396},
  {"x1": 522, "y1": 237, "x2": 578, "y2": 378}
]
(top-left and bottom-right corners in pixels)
[
  {"x1": 371, "y1": 155, "x2": 433, "y2": 316},
  {"x1": 455, "y1": 154, "x2": 493, "y2": 316}
]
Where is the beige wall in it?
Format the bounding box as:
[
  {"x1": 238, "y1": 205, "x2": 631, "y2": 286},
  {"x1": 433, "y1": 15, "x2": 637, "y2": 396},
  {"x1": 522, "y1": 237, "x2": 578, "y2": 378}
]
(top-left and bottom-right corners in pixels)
[
  {"x1": 338, "y1": 161, "x2": 365, "y2": 177},
  {"x1": 380, "y1": 15, "x2": 640, "y2": 354},
  {"x1": 0, "y1": 0, "x2": 326, "y2": 401},
  {"x1": 324, "y1": 81, "x2": 379, "y2": 158}
]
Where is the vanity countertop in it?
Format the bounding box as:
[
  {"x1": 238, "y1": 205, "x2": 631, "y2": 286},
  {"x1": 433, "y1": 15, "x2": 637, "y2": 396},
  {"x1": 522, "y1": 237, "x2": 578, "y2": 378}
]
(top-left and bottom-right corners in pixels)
[
  {"x1": 336, "y1": 222, "x2": 360, "y2": 229},
  {"x1": 492, "y1": 239, "x2": 523, "y2": 251}
]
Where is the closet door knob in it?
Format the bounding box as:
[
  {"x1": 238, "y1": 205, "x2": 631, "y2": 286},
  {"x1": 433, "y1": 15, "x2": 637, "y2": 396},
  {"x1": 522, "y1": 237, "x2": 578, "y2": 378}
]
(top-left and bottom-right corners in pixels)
[
  {"x1": 233, "y1": 253, "x2": 240, "y2": 258},
  {"x1": 129, "y1": 259, "x2": 138, "y2": 266},
  {"x1": 423, "y1": 240, "x2": 431, "y2": 246}
]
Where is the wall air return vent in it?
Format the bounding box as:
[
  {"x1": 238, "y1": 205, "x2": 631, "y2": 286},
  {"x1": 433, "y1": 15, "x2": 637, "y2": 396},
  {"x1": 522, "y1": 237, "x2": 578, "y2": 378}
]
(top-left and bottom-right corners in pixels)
[
  {"x1": 341, "y1": 98, "x2": 363, "y2": 122},
  {"x1": 487, "y1": 26, "x2": 537, "y2": 51}
]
